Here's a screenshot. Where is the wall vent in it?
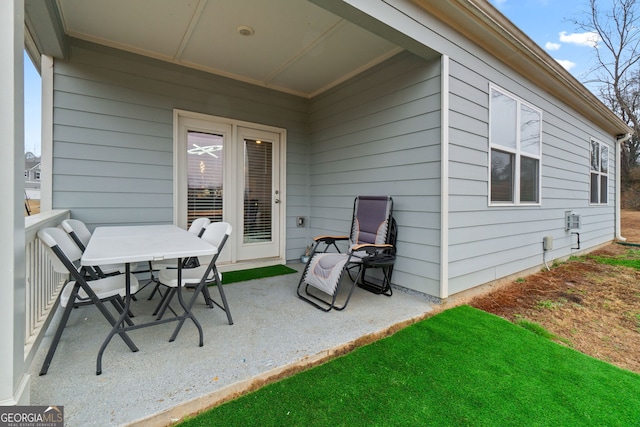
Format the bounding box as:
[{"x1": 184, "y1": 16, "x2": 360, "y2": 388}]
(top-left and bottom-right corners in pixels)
[{"x1": 565, "y1": 211, "x2": 581, "y2": 231}]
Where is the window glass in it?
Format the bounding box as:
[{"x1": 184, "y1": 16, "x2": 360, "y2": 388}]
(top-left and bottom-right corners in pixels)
[
  {"x1": 520, "y1": 156, "x2": 539, "y2": 203},
  {"x1": 600, "y1": 145, "x2": 608, "y2": 173},
  {"x1": 600, "y1": 175, "x2": 608, "y2": 203},
  {"x1": 591, "y1": 140, "x2": 599, "y2": 170},
  {"x1": 590, "y1": 173, "x2": 599, "y2": 204},
  {"x1": 490, "y1": 89, "x2": 517, "y2": 150},
  {"x1": 590, "y1": 140, "x2": 609, "y2": 204},
  {"x1": 520, "y1": 105, "x2": 540, "y2": 155},
  {"x1": 491, "y1": 150, "x2": 514, "y2": 202}
]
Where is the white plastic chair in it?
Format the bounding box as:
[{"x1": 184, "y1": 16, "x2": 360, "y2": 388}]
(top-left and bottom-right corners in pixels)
[
  {"x1": 37, "y1": 227, "x2": 140, "y2": 375},
  {"x1": 147, "y1": 217, "x2": 212, "y2": 300},
  {"x1": 155, "y1": 222, "x2": 233, "y2": 330},
  {"x1": 61, "y1": 218, "x2": 138, "y2": 276}
]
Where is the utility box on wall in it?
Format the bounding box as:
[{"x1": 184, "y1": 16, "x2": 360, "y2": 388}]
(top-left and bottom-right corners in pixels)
[{"x1": 565, "y1": 211, "x2": 581, "y2": 231}]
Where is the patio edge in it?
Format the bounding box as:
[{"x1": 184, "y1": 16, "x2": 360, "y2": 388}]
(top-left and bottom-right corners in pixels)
[{"x1": 125, "y1": 312, "x2": 432, "y2": 427}]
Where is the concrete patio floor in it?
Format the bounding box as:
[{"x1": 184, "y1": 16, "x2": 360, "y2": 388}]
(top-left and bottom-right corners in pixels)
[{"x1": 28, "y1": 263, "x2": 435, "y2": 426}]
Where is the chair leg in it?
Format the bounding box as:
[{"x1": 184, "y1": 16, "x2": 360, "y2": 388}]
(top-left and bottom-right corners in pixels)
[
  {"x1": 296, "y1": 257, "x2": 335, "y2": 311},
  {"x1": 200, "y1": 285, "x2": 214, "y2": 309},
  {"x1": 357, "y1": 264, "x2": 394, "y2": 297},
  {"x1": 297, "y1": 258, "x2": 356, "y2": 311},
  {"x1": 39, "y1": 284, "x2": 81, "y2": 375},
  {"x1": 152, "y1": 288, "x2": 170, "y2": 315},
  {"x1": 146, "y1": 262, "x2": 165, "y2": 300},
  {"x1": 213, "y1": 271, "x2": 233, "y2": 325},
  {"x1": 110, "y1": 297, "x2": 135, "y2": 327},
  {"x1": 170, "y1": 269, "x2": 233, "y2": 342},
  {"x1": 155, "y1": 288, "x2": 177, "y2": 320},
  {"x1": 147, "y1": 282, "x2": 164, "y2": 300}
]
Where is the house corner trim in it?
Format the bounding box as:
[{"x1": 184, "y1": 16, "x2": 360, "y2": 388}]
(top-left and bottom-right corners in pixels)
[{"x1": 440, "y1": 55, "x2": 450, "y2": 299}]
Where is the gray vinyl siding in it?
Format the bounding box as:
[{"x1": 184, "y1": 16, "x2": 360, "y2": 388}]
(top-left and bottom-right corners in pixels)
[
  {"x1": 52, "y1": 38, "x2": 310, "y2": 260},
  {"x1": 446, "y1": 59, "x2": 615, "y2": 295},
  {"x1": 48, "y1": 3, "x2": 621, "y2": 299},
  {"x1": 308, "y1": 52, "x2": 442, "y2": 296},
  {"x1": 349, "y1": 0, "x2": 618, "y2": 297}
]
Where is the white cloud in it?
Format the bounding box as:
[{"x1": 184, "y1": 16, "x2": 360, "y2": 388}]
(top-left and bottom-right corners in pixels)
[
  {"x1": 559, "y1": 31, "x2": 600, "y2": 48},
  {"x1": 545, "y1": 41, "x2": 561, "y2": 51},
  {"x1": 555, "y1": 58, "x2": 576, "y2": 71}
]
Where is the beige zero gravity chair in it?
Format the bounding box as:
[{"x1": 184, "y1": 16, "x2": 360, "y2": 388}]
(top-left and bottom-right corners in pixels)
[{"x1": 297, "y1": 195, "x2": 397, "y2": 311}]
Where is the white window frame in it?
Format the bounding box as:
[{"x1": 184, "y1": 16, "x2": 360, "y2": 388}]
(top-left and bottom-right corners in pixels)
[
  {"x1": 488, "y1": 84, "x2": 542, "y2": 206},
  {"x1": 589, "y1": 139, "x2": 609, "y2": 205}
]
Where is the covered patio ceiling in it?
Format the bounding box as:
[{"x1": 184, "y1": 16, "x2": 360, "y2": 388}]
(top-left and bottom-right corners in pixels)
[
  {"x1": 23, "y1": 0, "x2": 628, "y2": 132},
  {"x1": 45, "y1": 0, "x2": 405, "y2": 98}
]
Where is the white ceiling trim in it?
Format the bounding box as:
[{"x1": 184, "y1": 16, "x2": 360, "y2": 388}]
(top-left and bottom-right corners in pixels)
[
  {"x1": 307, "y1": 46, "x2": 404, "y2": 98},
  {"x1": 173, "y1": 0, "x2": 208, "y2": 61},
  {"x1": 262, "y1": 19, "x2": 348, "y2": 88}
]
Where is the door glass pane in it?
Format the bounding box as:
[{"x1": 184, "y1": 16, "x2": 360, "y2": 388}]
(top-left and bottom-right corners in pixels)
[
  {"x1": 491, "y1": 149, "x2": 514, "y2": 202},
  {"x1": 187, "y1": 131, "x2": 223, "y2": 227},
  {"x1": 244, "y1": 139, "x2": 272, "y2": 243}
]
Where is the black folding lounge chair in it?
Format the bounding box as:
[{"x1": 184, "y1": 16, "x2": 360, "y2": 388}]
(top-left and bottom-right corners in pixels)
[{"x1": 297, "y1": 195, "x2": 397, "y2": 311}]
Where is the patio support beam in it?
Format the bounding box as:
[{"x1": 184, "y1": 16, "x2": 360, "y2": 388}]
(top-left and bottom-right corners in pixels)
[{"x1": 0, "y1": 0, "x2": 30, "y2": 406}]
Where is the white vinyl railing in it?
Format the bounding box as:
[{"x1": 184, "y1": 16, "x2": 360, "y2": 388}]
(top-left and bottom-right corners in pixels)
[{"x1": 24, "y1": 210, "x2": 70, "y2": 360}]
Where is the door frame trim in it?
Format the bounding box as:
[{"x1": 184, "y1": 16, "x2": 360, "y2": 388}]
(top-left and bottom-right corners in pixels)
[{"x1": 172, "y1": 109, "x2": 287, "y2": 265}]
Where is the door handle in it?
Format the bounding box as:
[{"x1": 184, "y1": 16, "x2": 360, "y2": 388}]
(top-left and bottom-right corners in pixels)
[{"x1": 275, "y1": 199, "x2": 280, "y2": 204}]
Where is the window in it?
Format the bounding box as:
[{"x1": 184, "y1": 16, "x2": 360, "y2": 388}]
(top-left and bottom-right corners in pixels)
[
  {"x1": 590, "y1": 140, "x2": 608, "y2": 204},
  {"x1": 489, "y1": 86, "x2": 542, "y2": 205}
]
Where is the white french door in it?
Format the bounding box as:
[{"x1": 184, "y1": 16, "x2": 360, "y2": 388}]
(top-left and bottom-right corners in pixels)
[
  {"x1": 236, "y1": 126, "x2": 281, "y2": 260},
  {"x1": 174, "y1": 111, "x2": 285, "y2": 264}
]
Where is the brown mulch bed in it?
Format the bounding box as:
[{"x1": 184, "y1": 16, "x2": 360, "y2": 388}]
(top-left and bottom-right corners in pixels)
[{"x1": 468, "y1": 210, "x2": 640, "y2": 374}]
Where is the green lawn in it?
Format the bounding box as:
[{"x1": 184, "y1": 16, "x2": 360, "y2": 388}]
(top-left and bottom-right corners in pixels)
[{"x1": 178, "y1": 305, "x2": 640, "y2": 426}]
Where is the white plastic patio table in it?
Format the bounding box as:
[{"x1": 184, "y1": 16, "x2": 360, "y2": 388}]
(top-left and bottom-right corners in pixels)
[{"x1": 81, "y1": 224, "x2": 218, "y2": 375}]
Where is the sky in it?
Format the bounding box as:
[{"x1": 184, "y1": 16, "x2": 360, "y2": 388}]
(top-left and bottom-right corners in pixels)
[
  {"x1": 489, "y1": 0, "x2": 602, "y2": 84},
  {"x1": 24, "y1": 51, "x2": 41, "y2": 156}
]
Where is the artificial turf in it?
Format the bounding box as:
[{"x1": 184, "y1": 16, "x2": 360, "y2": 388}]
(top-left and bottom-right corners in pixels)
[
  {"x1": 219, "y1": 264, "x2": 297, "y2": 285},
  {"x1": 178, "y1": 305, "x2": 640, "y2": 426}
]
